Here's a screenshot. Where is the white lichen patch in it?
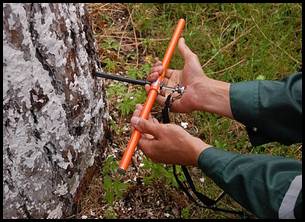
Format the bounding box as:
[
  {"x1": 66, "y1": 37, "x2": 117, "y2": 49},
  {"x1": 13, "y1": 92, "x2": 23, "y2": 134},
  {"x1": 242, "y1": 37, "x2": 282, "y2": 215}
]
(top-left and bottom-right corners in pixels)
[
  {"x1": 47, "y1": 202, "x2": 63, "y2": 219},
  {"x1": 70, "y1": 174, "x2": 80, "y2": 195},
  {"x1": 54, "y1": 183, "x2": 68, "y2": 196},
  {"x1": 3, "y1": 3, "x2": 107, "y2": 219}
]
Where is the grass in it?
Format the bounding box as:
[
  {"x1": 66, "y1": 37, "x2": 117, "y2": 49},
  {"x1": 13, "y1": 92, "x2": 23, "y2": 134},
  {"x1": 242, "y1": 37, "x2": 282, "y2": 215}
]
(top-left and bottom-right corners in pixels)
[{"x1": 81, "y1": 3, "x2": 302, "y2": 219}]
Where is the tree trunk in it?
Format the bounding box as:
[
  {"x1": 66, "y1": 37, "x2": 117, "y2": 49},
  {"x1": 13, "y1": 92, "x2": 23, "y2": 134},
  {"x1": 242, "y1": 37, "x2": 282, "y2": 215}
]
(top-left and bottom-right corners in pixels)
[{"x1": 3, "y1": 3, "x2": 108, "y2": 219}]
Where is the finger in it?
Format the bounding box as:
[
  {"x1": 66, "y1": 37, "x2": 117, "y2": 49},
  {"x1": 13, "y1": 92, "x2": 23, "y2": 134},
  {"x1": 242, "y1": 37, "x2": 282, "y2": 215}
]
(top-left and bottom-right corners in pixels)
[
  {"x1": 151, "y1": 66, "x2": 176, "y2": 79},
  {"x1": 165, "y1": 69, "x2": 176, "y2": 78},
  {"x1": 154, "y1": 58, "x2": 162, "y2": 64},
  {"x1": 156, "y1": 94, "x2": 166, "y2": 106},
  {"x1": 151, "y1": 65, "x2": 163, "y2": 74},
  {"x1": 178, "y1": 37, "x2": 196, "y2": 62},
  {"x1": 134, "y1": 103, "x2": 154, "y2": 122},
  {"x1": 147, "y1": 72, "x2": 159, "y2": 82},
  {"x1": 154, "y1": 60, "x2": 162, "y2": 66},
  {"x1": 131, "y1": 105, "x2": 142, "y2": 131},
  {"x1": 170, "y1": 97, "x2": 189, "y2": 113},
  {"x1": 132, "y1": 107, "x2": 141, "y2": 118},
  {"x1": 149, "y1": 66, "x2": 175, "y2": 79},
  {"x1": 161, "y1": 78, "x2": 169, "y2": 86},
  {"x1": 135, "y1": 104, "x2": 143, "y2": 111},
  {"x1": 145, "y1": 84, "x2": 150, "y2": 94},
  {"x1": 151, "y1": 64, "x2": 162, "y2": 72},
  {"x1": 131, "y1": 116, "x2": 160, "y2": 137},
  {"x1": 152, "y1": 60, "x2": 162, "y2": 67},
  {"x1": 138, "y1": 138, "x2": 157, "y2": 158}
]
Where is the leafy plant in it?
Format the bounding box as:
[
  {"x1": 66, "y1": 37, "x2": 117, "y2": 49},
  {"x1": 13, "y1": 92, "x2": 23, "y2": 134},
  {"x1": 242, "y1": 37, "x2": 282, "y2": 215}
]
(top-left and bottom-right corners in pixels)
[
  {"x1": 118, "y1": 88, "x2": 146, "y2": 116},
  {"x1": 127, "y1": 63, "x2": 152, "y2": 80},
  {"x1": 142, "y1": 157, "x2": 185, "y2": 188},
  {"x1": 109, "y1": 119, "x2": 123, "y2": 135},
  {"x1": 104, "y1": 206, "x2": 117, "y2": 219},
  {"x1": 214, "y1": 139, "x2": 227, "y2": 149},
  {"x1": 256, "y1": 75, "x2": 266, "y2": 80},
  {"x1": 181, "y1": 206, "x2": 191, "y2": 219},
  {"x1": 101, "y1": 38, "x2": 120, "y2": 51},
  {"x1": 103, "y1": 58, "x2": 117, "y2": 73},
  {"x1": 102, "y1": 156, "x2": 128, "y2": 205},
  {"x1": 126, "y1": 67, "x2": 138, "y2": 79},
  {"x1": 106, "y1": 82, "x2": 127, "y2": 99}
]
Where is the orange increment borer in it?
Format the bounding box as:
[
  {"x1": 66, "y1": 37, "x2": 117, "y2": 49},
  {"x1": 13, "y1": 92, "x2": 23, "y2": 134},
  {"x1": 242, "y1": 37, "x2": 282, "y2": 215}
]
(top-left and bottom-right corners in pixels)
[{"x1": 118, "y1": 18, "x2": 186, "y2": 174}]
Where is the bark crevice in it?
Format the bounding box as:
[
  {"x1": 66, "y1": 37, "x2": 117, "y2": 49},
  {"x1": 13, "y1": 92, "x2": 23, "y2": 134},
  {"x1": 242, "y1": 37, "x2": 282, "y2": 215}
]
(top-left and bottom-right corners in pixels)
[{"x1": 3, "y1": 3, "x2": 108, "y2": 218}]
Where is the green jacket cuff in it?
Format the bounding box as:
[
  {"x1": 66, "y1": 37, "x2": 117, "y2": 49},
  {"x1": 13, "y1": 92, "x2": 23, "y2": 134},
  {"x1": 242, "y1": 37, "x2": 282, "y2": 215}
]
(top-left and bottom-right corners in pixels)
[
  {"x1": 197, "y1": 147, "x2": 239, "y2": 183},
  {"x1": 230, "y1": 81, "x2": 259, "y2": 128}
]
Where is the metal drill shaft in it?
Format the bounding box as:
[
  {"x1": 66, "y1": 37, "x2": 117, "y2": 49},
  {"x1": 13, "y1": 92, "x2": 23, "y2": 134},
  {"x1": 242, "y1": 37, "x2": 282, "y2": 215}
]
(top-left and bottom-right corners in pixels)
[{"x1": 95, "y1": 71, "x2": 183, "y2": 93}]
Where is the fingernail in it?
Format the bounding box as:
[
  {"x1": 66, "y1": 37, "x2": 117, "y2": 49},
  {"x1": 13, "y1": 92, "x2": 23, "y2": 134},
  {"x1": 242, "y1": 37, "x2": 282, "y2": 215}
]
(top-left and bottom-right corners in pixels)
[{"x1": 131, "y1": 117, "x2": 140, "y2": 126}]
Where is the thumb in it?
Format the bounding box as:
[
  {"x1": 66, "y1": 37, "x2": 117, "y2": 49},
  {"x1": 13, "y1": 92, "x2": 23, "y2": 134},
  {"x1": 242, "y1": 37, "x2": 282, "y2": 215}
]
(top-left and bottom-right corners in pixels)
[
  {"x1": 131, "y1": 116, "x2": 159, "y2": 137},
  {"x1": 178, "y1": 37, "x2": 195, "y2": 62}
]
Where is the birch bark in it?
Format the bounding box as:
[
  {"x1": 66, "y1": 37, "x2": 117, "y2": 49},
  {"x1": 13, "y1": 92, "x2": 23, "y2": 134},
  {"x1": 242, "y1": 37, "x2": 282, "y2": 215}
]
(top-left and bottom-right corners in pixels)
[{"x1": 3, "y1": 3, "x2": 107, "y2": 218}]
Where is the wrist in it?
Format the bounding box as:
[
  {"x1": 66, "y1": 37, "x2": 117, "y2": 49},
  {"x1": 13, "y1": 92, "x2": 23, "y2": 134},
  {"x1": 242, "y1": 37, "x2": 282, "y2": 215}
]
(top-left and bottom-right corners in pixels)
[
  {"x1": 198, "y1": 78, "x2": 233, "y2": 118},
  {"x1": 190, "y1": 137, "x2": 211, "y2": 166}
]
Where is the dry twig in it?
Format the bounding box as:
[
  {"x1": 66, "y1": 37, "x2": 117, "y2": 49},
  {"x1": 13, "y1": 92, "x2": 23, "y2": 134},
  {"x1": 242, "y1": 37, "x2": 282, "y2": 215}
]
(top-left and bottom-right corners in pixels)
[
  {"x1": 209, "y1": 58, "x2": 245, "y2": 75},
  {"x1": 127, "y1": 6, "x2": 139, "y2": 67},
  {"x1": 202, "y1": 25, "x2": 255, "y2": 69},
  {"x1": 117, "y1": 6, "x2": 133, "y2": 59}
]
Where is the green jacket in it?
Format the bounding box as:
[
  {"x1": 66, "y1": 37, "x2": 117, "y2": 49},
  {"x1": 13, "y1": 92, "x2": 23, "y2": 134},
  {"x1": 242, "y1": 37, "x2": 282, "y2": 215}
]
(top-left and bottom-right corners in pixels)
[{"x1": 198, "y1": 73, "x2": 302, "y2": 218}]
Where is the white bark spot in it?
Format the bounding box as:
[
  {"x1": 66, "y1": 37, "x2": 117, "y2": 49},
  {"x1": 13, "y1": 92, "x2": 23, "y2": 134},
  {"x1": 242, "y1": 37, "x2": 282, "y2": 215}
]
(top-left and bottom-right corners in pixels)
[
  {"x1": 54, "y1": 183, "x2": 68, "y2": 196},
  {"x1": 47, "y1": 202, "x2": 63, "y2": 219},
  {"x1": 70, "y1": 174, "x2": 80, "y2": 195}
]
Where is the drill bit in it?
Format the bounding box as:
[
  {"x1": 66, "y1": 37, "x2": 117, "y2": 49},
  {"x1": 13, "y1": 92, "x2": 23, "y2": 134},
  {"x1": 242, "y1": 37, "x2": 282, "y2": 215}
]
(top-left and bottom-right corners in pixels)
[{"x1": 95, "y1": 71, "x2": 184, "y2": 94}]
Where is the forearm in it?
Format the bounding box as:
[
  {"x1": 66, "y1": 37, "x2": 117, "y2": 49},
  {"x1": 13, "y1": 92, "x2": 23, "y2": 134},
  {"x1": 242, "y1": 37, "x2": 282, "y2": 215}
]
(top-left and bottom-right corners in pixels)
[
  {"x1": 229, "y1": 73, "x2": 302, "y2": 145},
  {"x1": 197, "y1": 147, "x2": 302, "y2": 218},
  {"x1": 198, "y1": 73, "x2": 302, "y2": 146},
  {"x1": 197, "y1": 78, "x2": 233, "y2": 119}
]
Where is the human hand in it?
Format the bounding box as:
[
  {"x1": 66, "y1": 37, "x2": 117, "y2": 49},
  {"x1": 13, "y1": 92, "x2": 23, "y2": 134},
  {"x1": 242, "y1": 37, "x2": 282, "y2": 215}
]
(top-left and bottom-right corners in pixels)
[
  {"x1": 130, "y1": 104, "x2": 211, "y2": 166},
  {"x1": 146, "y1": 38, "x2": 233, "y2": 118},
  {"x1": 145, "y1": 37, "x2": 210, "y2": 113}
]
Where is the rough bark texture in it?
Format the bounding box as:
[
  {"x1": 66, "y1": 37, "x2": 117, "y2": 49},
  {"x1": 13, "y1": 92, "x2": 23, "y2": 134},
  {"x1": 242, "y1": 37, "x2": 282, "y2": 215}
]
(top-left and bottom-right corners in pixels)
[{"x1": 3, "y1": 3, "x2": 108, "y2": 219}]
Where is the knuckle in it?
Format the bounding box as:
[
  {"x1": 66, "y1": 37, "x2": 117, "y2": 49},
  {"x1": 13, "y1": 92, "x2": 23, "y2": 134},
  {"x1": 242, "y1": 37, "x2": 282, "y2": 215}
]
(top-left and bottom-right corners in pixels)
[
  {"x1": 132, "y1": 111, "x2": 139, "y2": 118},
  {"x1": 191, "y1": 52, "x2": 198, "y2": 59},
  {"x1": 135, "y1": 104, "x2": 142, "y2": 110}
]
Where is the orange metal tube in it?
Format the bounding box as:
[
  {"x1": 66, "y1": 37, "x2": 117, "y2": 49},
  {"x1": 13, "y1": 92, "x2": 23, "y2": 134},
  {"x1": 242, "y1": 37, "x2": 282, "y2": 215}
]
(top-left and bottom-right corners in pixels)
[{"x1": 118, "y1": 19, "x2": 186, "y2": 173}]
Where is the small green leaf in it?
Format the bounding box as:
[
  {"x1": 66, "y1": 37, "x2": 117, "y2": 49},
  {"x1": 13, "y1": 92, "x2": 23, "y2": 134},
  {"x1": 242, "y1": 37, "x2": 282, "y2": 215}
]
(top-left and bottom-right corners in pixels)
[
  {"x1": 127, "y1": 67, "x2": 138, "y2": 79},
  {"x1": 256, "y1": 75, "x2": 266, "y2": 80}
]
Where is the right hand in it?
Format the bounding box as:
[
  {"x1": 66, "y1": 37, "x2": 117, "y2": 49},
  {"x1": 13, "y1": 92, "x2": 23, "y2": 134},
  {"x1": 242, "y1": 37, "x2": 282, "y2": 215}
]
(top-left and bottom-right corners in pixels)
[
  {"x1": 131, "y1": 104, "x2": 210, "y2": 166},
  {"x1": 145, "y1": 37, "x2": 211, "y2": 113}
]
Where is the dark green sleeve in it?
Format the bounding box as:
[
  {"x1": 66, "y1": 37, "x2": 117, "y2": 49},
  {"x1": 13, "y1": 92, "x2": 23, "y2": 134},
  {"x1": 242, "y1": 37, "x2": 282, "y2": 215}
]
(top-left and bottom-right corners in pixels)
[
  {"x1": 230, "y1": 73, "x2": 302, "y2": 146},
  {"x1": 198, "y1": 147, "x2": 302, "y2": 218}
]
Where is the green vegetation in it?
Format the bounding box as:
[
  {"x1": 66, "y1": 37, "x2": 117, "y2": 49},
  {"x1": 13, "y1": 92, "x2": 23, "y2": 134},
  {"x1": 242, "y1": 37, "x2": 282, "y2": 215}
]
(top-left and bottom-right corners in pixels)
[
  {"x1": 85, "y1": 3, "x2": 302, "y2": 219},
  {"x1": 101, "y1": 156, "x2": 128, "y2": 205},
  {"x1": 181, "y1": 206, "x2": 191, "y2": 219},
  {"x1": 105, "y1": 64, "x2": 150, "y2": 116},
  {"x1": 142, "y1": 157, "x2": 186, "y2": 188}
]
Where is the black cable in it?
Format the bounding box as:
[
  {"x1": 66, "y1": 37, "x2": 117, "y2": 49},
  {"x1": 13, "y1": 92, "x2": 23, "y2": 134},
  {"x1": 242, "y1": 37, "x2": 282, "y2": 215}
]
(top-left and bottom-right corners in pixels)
[
  {"x1": 95, "y1": 71, "x2": 150, "y2": 86},
  {"x1": 161, "y1": 94, "x2": 251, "y2": 218}
]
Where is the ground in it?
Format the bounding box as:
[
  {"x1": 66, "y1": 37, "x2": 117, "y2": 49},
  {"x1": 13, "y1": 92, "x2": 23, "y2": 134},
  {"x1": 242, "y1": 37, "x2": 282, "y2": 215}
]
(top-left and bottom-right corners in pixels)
[{"x1": 77, "y1": 3, "x2": 302, "y2": 219}]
